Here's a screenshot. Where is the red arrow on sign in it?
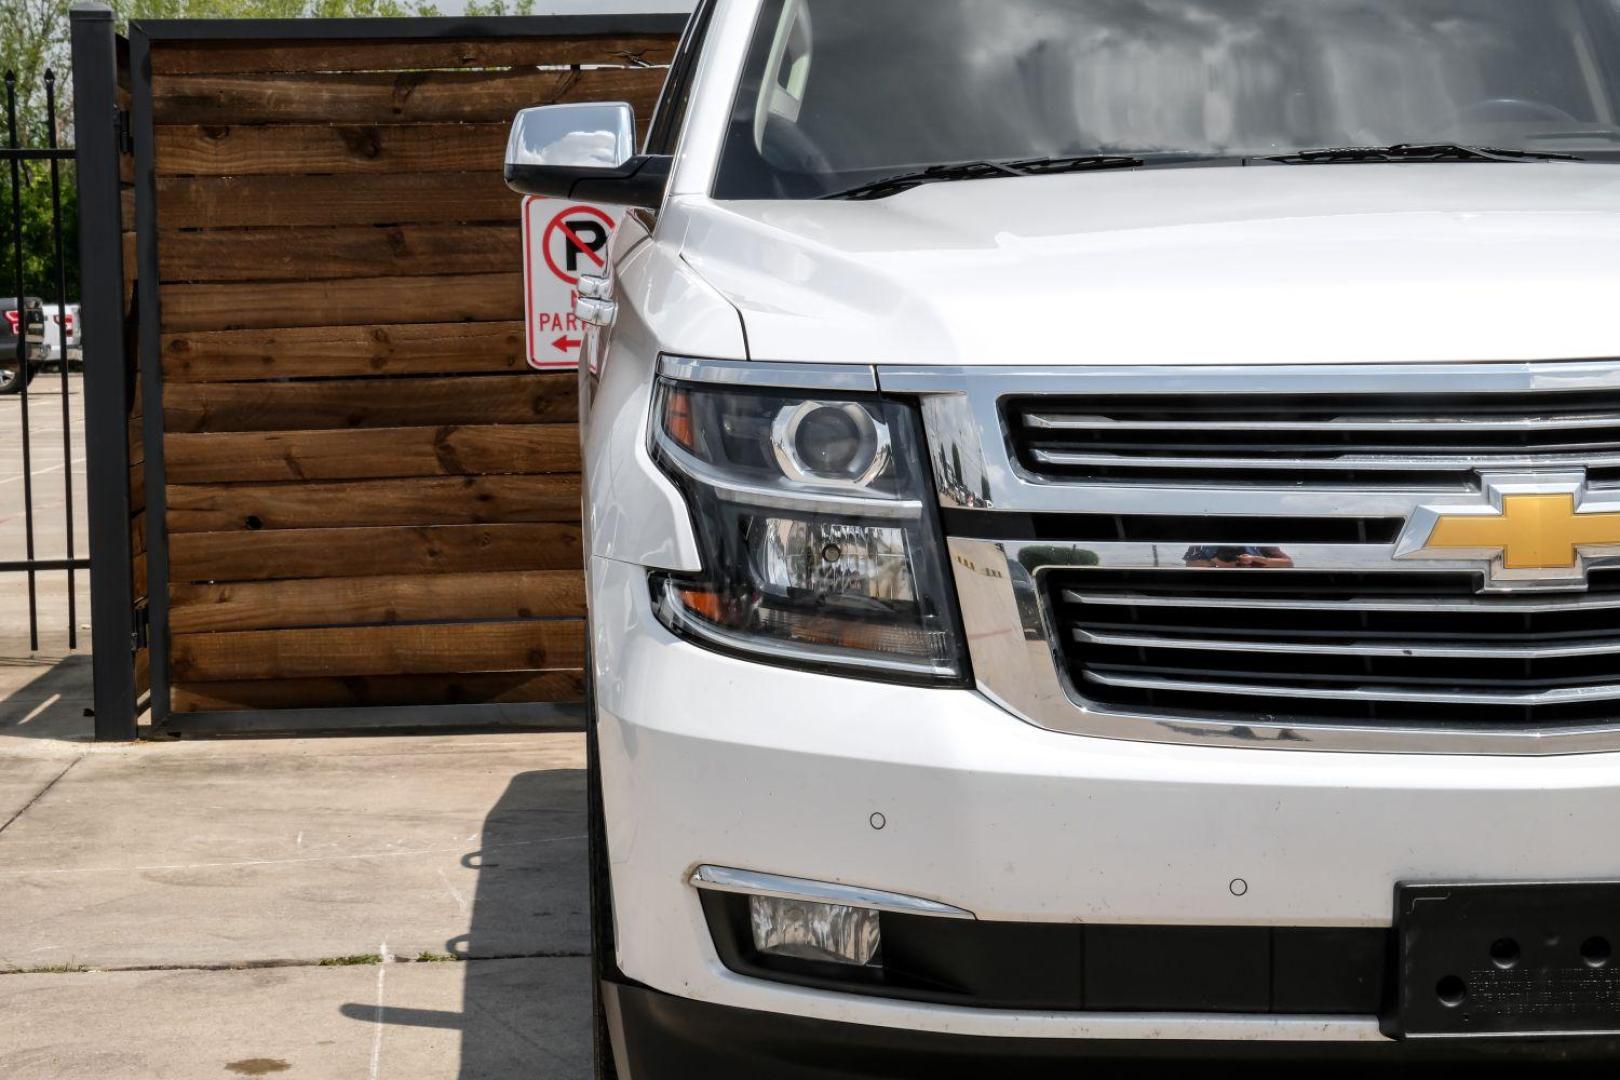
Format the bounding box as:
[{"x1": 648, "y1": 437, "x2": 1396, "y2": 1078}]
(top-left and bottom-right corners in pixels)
[{"x1": 552, "y1": 335, "x2": 583, "y2": 352}]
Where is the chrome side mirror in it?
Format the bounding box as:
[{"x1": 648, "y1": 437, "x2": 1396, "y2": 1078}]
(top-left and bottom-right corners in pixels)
[
  {"x1": 504, "y1": 102, "x2": 671, "y2": 209},
  {"x1": 508, "y1": 102, "x2": 636, "y2": 171}
]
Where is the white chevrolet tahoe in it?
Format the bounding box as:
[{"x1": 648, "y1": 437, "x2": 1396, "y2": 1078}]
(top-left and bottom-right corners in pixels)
[{"x1": 505, "y1": 1, "x2": 1620, "y2": 1074}]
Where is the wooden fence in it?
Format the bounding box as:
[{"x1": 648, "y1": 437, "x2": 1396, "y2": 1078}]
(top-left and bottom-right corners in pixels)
[{"x1": 122, "y1": 17, "x2": 681, "y2": 730}]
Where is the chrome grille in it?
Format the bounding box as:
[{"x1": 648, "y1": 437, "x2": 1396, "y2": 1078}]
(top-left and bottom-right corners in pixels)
[
  {"x1": 1053, "y1": 570, "x2": 1620, "y2": 729},
  {"x1": 887, "y1": 361, "x2": 1620, "y2": 754},
  {"x1": 1009, "y1": 389, "x2": 1620, "y2": 485}
]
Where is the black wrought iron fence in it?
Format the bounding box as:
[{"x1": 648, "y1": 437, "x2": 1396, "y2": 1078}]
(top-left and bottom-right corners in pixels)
[{"x1": 3, "y1": 67, "x2": 84, "y2": 652}]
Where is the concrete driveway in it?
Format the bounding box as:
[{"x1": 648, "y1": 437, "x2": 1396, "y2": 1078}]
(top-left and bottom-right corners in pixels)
[{"x1": 0, "y1": 658, "x2": 592, "y2": 1079}]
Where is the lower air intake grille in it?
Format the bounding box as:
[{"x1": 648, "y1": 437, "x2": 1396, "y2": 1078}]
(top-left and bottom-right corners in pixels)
[{"x1": 1052, "y1": 570, "x2": 1620, "y2": 729}]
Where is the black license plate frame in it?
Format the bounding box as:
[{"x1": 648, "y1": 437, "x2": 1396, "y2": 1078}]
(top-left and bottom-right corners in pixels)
[{"x1": 1396, "y1": 881, "x2": 1620, "y2": 1038}]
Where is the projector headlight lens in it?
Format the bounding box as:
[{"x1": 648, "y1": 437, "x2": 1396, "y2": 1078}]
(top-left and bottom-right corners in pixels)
[
  {"x1": 649, "y1": 372, "x2": 966, "y2": 683},
  {"x1": 774, "y1": 401, "x2": 888, "y2": 486}
]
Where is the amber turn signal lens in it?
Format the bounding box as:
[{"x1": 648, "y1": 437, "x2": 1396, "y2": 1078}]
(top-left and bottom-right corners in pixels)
[
  {"x1": 675, "y1": 586, "x2": 726, "y2": 623},
  {"x1": 663, "y1": 386, "x2": 696, "y2": 451}
]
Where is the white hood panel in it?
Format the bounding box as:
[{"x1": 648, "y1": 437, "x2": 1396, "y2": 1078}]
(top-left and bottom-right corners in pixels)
[{"x1": 676, "y1": 163, "x2": 1620, "y2": 367}]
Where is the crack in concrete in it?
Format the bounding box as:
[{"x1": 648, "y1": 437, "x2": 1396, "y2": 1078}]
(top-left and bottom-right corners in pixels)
[
  {"x1": 0, "y1": 756, "x2": 82, "y2": 838},
  {"x1": 0, "y1": 832, "x2": 586, "y2": 877},
  {"x1": 0, "y1": 950, "x2": 591, "y2": 976},
  {"x1": 368, "y1": 941, "x2": 389, "y2": 1080}
]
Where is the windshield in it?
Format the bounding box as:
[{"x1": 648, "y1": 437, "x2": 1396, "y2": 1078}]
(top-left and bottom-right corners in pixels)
[{"x1": 714, "y1": 0, "x2": 1620, "y2": 198}]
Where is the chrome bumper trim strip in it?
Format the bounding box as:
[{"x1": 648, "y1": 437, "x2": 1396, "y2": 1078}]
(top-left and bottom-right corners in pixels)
[{"x1": 689, "y1": 865, "x2": 977, "y2": 920}]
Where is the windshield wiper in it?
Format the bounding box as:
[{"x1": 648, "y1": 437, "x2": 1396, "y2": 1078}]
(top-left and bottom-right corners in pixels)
[
  {"x1": 1270, "y1": 143, "x2": 1581, "y2": 164},
  {"x1": 824, "y1": 154, "x2": 1145, "y2": 201}
]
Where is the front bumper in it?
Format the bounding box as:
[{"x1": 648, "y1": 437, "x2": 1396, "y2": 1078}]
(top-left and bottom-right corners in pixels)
[
  {"x1": 604, "y1": 980, "x2": 1620, "y2": 1077},
  {"x1": 591, "y1": 554, "x2": 1620, "y2": 1045}
]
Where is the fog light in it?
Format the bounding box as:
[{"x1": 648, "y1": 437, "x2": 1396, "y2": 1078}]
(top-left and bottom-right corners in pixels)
[{"x1": 749, "y1": 894, "x2": 880, "y2": 967}]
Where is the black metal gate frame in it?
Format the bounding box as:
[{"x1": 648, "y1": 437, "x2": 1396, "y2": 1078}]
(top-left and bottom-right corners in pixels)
[
  {"x1": 74, "y1": 8, "x2": 688, "y2": 739},
  {"x1": 3, "y1": 67, "x2": 85, "y2": 651},
  {"x1": 70, "y1": 5, "x2": 140, "y2": 740}
]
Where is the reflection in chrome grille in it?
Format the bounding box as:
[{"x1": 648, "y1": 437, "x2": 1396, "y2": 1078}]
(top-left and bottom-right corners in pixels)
[
  {"x1": 1009, "y1": 390, "x2": 1620, "y2": 485},
  {"x1": 1054, "y1": 570, "x2": 1620, "y2": 729}
]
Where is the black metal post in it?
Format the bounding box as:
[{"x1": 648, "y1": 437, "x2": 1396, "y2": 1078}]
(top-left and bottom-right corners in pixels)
[
  {"x1": 130, "y1": 26, "x2": 171, "y2": 727},
  {"x1": 45, "y1": 70, "x2": 78, "y2": 651},
  {"x1": 71, "y1": 2, "x2": 139, "y2": 740},
  {"x1": 5, "y1": 71, "x2": 41, "y2": 651}
]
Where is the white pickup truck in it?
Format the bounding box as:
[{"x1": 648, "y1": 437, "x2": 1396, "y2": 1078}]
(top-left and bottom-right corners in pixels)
[
  {"x1": 43, "y1": 303, "x2": 81, "y2": 367},
  {"x1": 506, "y1": 1, "x2": 1620, "y2": 1074}
]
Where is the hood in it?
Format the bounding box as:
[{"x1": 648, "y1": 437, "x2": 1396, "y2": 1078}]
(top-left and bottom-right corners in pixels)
[{"x1": 674, "y1": 163, "x2": 1620, "y2": 367}]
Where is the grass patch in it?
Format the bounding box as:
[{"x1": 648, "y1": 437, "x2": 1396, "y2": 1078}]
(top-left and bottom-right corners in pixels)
[
  {"x1": 318, "y1": 954, "x2": 383, "y2": 967},
  {"x1": 413, "y1": 952, "x2": 459, "y2": 963}
]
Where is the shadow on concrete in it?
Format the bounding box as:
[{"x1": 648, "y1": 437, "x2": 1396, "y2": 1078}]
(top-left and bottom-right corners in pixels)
[
  {"x1": 341, "y1": 767, "x2": 591, "y2": 1079},
  {"x1": 0, "y1": 654, "x2": 94, "y2": 742}
]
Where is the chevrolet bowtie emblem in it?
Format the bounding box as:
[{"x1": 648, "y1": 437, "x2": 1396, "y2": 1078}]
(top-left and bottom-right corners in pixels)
[{"x1": 1396, "y1": 473, "x2": 1620, "y2": 592}]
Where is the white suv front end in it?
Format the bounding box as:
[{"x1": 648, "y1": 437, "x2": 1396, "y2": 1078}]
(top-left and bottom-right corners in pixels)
[{"x1": 507, "y1": 0, "x2": 1620, "y2": 1074}]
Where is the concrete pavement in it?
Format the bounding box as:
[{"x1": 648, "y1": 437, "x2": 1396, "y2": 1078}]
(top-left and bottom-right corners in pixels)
[
  {"x1": 0, "y1": 658, "x2": 593, "y2": 1079},
  {"x1": 4, "y1": 957, "x2": 591, "y2": 1079}
]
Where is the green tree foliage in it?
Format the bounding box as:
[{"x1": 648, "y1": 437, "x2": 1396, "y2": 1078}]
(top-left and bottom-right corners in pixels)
[
  {"x1": 3, "y1": 0, "x2": 442, "y2": 302},
  {"x1": 4, "y1": 0, "x2": 78, "y2": 301},
  {"x1": 0, "y1": 119, "x2": 78, "y2": 305},
  {"x1": 462, "y1": 0, "x2": 536, "y2": 15}
]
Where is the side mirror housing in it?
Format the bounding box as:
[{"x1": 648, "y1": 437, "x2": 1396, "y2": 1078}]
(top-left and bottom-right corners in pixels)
[{"x1": 504, "y1": 102, "x2": 672, "y2": 209}]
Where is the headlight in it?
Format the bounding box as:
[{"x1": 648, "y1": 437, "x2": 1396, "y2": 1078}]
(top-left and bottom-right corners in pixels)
[{"x1": 649, "y1": 370, "x2": 967, "y2": 684}]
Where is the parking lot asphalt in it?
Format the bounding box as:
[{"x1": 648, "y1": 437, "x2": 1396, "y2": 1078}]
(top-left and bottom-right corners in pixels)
[{"x1": 0, "y1": 372, "x2": 91, "y2": 659}]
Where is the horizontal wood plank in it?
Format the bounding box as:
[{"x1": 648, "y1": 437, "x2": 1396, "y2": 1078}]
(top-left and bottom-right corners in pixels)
[
  {"x1": 157, "y1": 172, "x2": 516, "y2": 229},
  {"x1": 154, "y1": 68, "x2": 661, "y2": 125},
  {"x1": 171, "y1": 620, "x2": 586, "y2": 681},
  {"x1": 162, "y1": 273, "x2": 524, "y2": 332},
  {"x1": 164, "y1": 374, "x2": 575, "y2": 432},
  {"x1": 167, "y1": 473, "x2": 582, "y2": 532},
  {"x1": 170, "y1": 569, "x2": 586, "y2": 633},
  {"x1": 170, "y1": 522, "x2": 583, "y2": 583},
  {"x1": 171, "y1": 669, "x2": 585, "y2": 713},
  {"x1": 156, "y1": 122, "x2": 508, "y2": 177},
  {"x1": 150, "y1": 35, "x2": 677, "y2": 75},
  {"x1": 165, "y1": 424, "x2": 581, "y2": 483},
  {"x1": 163, "y1": 322, "x2": 527, "y2": 382},
  {"x1": 160, "y1": 224, "x2": 518, "y2": 283}
]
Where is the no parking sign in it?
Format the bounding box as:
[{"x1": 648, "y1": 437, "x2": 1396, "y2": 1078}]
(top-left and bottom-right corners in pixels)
[{"x1": 521, "y1": 196, "x2": 622, "y2": 370}]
